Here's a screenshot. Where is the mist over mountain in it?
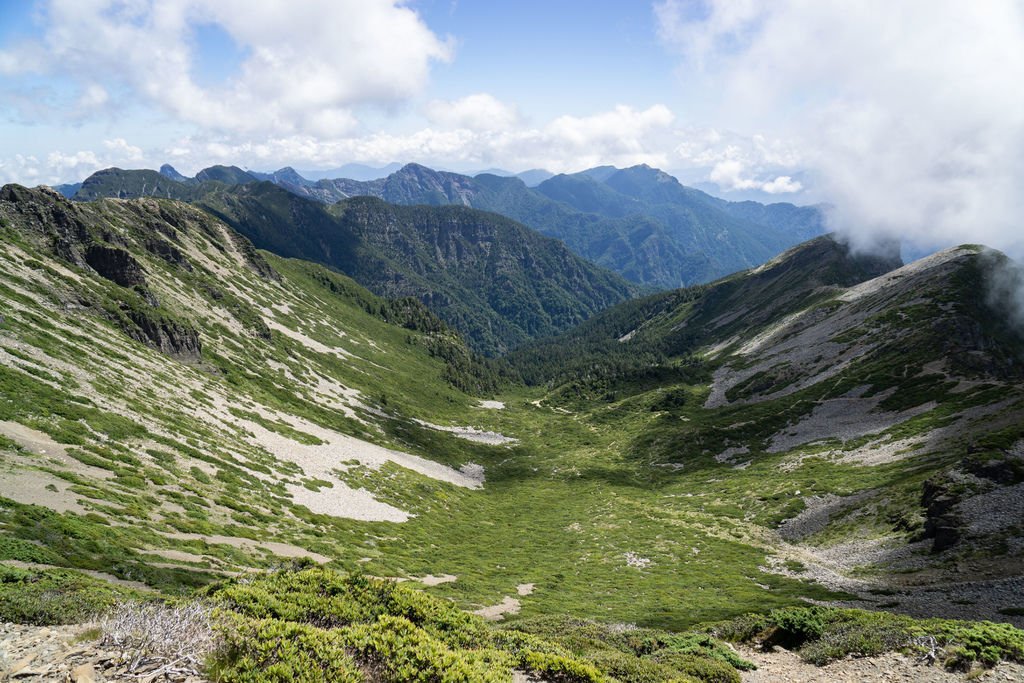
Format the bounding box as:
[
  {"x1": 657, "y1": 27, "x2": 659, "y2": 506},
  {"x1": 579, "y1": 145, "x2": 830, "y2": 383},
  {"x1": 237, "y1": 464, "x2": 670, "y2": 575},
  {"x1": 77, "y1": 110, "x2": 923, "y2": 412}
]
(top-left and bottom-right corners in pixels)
[
  {"x1": 4, "y1": 1, "x2": 1024, "y2": 680},
  {"x1": 298, "y1": 162, "x2": 404, "y2": 182}
]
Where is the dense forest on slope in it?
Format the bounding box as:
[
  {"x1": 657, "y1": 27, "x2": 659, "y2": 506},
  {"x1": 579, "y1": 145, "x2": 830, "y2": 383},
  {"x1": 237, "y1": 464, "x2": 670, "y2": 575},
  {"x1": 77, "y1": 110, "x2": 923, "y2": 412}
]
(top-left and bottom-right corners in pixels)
[{"x1": 68, "y1": 170, "x2": 640, "y2": 355}]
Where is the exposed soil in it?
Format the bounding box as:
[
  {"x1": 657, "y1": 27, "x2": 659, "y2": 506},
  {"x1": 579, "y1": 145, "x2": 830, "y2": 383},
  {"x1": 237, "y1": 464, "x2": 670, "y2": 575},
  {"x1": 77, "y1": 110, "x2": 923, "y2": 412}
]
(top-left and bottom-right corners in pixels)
[{"x1": 736, "y1": 644, "x2": 1024, "y2": 682}]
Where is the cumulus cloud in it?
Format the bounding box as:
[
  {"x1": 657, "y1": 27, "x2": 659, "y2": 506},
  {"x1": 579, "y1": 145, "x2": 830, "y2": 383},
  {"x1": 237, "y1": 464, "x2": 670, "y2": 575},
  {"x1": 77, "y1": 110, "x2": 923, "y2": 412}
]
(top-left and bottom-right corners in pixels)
[
  {"x1": 0, "y1": 0, "x2": 451, "y2": 136},
  {"x1": 104, "y1": 138, "x2": 144, "y2": 161},
  {"x1": 709, "y1": 159, "x2": 801, "y2": 194},
  {"x1": 0, "y1": 94, "x2": 805, "y2": 186},
  {"x1": 425, "y1": 94, "x2": 520, "y2": 133},
  {"x1": 656, "y1": 0, "x2": 1024, "y2": 257},
  {"x1": 0, "y1": 138, "x2": 154, "y2": 187},
  {"x1": 149, "y1": 103, "x2": 690, "y2": 175}
]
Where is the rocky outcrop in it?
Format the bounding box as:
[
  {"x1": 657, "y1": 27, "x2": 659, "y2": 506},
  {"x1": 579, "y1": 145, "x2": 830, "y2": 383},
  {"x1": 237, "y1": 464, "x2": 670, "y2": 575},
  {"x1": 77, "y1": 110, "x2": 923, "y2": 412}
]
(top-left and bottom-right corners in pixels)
[
  {"x1": 0, "y1": 622, "x2": 211, "y2": 682},
  {"x1": 143, "y1": 237, "x2": 192, "y2": 271},
  {"x1": 84, "y1": 245, "x2": 147, "y2": 288},
  {"x1": 921, "y1": 477, "x2": 964, "y2": 552},
  {"x1": 125, "y1": 310, "x2": 202, "y2": 359}
]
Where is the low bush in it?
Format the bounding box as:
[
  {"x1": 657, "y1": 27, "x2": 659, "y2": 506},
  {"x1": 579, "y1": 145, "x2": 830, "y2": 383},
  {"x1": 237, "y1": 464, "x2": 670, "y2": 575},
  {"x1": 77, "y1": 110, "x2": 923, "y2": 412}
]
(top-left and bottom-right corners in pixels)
[
  {"x1": 714, "y1": 606, "x2": 1024, "y2": 671},
  {"x1": 0, "y1": 564, "x2": 137, "y2": 625}
]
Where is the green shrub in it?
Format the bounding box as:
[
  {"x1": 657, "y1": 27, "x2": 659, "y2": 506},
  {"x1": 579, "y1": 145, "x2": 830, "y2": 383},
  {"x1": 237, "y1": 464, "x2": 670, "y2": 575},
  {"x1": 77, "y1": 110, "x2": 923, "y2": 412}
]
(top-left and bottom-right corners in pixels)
[
  {"x1": 520, "y1": 650, "x2": 606, "y2": 682},
  {"x1": 0, "y1": 565, "x2": 137, "y2": 625},
  {"x1": 646, "y1": 652, "x2": 740, "y2": 683},
  {"x1": 767, "y1": 607, "x2": 827, "y2": 647},
  {"x1": 715, "y1": 606, "x2": 1024, "y2": 669},
  {"x1": 211, "y1": 616, "x2": 362, "y2": 683},
  {"x1": 341, "y1": 614, "x2": 510, "y2": 682},
  {"x1": 0, "y1": 536, "x2": 66, "y2": 564}
]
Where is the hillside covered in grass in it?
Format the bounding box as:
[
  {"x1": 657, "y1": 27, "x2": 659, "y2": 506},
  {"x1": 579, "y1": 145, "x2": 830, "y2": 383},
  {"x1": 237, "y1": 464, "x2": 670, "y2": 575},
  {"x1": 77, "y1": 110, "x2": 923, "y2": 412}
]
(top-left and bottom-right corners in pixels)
[
  {"x1": 70, "y1": 169, "x2": 641, "y2": 355},
  {"x1": 1, "y1": 186, "x2": 1024, "y2": 679}
]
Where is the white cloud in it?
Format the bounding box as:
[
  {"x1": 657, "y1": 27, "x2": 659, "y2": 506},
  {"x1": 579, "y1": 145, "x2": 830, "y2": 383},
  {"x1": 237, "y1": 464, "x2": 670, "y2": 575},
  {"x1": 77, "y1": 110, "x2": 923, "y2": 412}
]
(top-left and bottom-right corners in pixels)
[
  {"x1": 0, "y1": 138, "x2": 153, "y2": 187},
  {"x1": 104, "y1": 138, "x2": 144, "y2": 161},
  {"x1": 76, "y1": 84, "x2": 109, "y2": 109},
  {"x1": 0, "y1": 97, "x2": 805, "y2": 185},
  {"x1": 425, "y1": 94, "x2": 520, "y2": 133},
  {"x1": 760, "y1": 175, "x2": 801, "y2": 194},
  {"x1": 150, "y1": 103, "x2": 688, "y2": 175},
  {"x1": 1, "y1": 0, "x2": 451, "y2": 136},
  {"x1": 709, "y1": 159, "x2": 802, "y2": 194},
  {"x1": 657, "y1": 0, "x2": 1024, "y2": 257}
]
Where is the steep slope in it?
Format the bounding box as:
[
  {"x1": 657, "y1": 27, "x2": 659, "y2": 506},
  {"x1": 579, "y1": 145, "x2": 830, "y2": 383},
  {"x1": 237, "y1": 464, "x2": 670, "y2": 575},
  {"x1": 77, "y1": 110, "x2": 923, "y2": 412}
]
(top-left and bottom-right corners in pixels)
[
  {"x1": 3, "y1": 190, "x2": 1024, "y2": 652},
  {"x1": 263, "y1": 162, "x2": 826, "y2": 288},
  {"x1": 195, "y1": 182, "x2": 638, "y2": 355},
  {"x1": 508, "y1": 235, "x2": 903, "y2": 384},
  {"x1": 508, "y1": 235, "x2": 1024, "y2": 622},
  {"x1": 69, "y1": 170, "x2": 640, "y2": 355},
  {"x1": 0, "y1": 185, "x2": 512, "y2": 588}
]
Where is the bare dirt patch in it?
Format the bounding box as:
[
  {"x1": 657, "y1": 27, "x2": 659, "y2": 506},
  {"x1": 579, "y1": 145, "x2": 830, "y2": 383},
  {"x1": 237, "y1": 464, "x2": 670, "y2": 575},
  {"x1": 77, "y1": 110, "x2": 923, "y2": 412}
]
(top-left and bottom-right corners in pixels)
[
  {"x1": 472, "y1": 596, "x2": 521, "y2": 621},
  {"x1": 0, "y1": 468, "x2": 88, "y2": 514},
  {"x1": 158, "y1": 532, "x2": 331, "y2": 564},
  {"x1": 477, "y1": 400, "x2": 506, "y2": 410},
  {"x1": 418, "y1": 574, "x2": 458, "y2": 586}
]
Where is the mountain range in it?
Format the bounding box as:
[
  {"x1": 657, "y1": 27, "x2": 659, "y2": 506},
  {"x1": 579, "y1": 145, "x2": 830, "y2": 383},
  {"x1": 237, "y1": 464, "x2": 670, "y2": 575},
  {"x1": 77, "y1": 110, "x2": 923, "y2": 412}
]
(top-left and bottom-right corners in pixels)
[
  {"x1": 74, "y1": 161, "x2": 826, "y2": 290},
  {"x1": 69, "y1": 166, "x2": 640, "y2": 355},
  {"x1": 250, "y1": 161, "x2": 826, "y2": 288},
  {"x1": 2, "y1": 182, "x2": 1024, "y2": 679}
]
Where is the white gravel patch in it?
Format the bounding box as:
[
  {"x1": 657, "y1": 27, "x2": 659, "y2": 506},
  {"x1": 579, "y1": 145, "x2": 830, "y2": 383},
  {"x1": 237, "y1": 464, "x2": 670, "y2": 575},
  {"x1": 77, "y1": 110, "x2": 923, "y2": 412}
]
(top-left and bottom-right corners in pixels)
[
  {"x1": 265, "y1": 319, "x2": 352, "y2": 358},
  {"x1": 413, "y1": 419, "x2": 518, "y2": 446},
  {"x1": 418, "y1": 574, "x2": 458, "y2": 586},
  {"x1": 207, "y1": 401, "x2": 484, "y2": 521},
  {"x1": 768, "y1": 388, "x2": 936, "y2": 453},
  {"x1": 160, "y1": 532, "x2": 331, "y2": 563},
  {"x1": 287, "y1": 481, "x2": 409, "y2": 522},
  {"x1": 0, "y1": 468, "x2": 88, "y2": 514},
  {"x1": 477, "y1": 400, "x2": 505, "y2": 410}
]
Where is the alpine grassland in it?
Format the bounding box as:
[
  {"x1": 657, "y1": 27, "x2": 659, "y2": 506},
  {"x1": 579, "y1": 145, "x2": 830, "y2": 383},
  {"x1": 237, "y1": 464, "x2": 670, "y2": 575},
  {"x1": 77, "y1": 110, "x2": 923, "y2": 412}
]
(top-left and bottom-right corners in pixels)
[{"x1": 1, "y1": 188, "x2": 1023, "y2": 679}]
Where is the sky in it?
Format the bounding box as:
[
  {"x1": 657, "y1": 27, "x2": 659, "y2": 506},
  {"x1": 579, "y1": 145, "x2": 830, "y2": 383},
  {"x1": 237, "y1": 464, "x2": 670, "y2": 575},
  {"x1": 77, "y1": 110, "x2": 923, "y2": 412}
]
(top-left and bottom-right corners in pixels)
[{"x1": 1, "y1": 0, "x2": 1023, "y2": 257}]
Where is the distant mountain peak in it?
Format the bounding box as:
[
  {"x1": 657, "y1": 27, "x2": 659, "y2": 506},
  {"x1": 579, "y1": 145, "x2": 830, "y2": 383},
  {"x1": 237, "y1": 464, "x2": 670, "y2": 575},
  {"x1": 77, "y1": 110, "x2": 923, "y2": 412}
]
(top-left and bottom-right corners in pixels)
[
  {"x1": 159, "y1": 164, "x2": 188, "y2": 182},
  {"x1": 194, "y1": 165, "x2": 257, "y2": 185},
  {"x1": 266, "y1": 167, "x2": 309, "y2": 186}
]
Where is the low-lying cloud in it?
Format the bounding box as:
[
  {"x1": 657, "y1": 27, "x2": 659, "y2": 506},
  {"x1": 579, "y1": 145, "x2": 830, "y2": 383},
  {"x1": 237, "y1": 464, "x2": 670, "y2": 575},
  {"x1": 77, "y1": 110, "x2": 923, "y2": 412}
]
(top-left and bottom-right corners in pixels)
[{"x1": 657, "y1": 0, "x2": 1024, "y2": 260}]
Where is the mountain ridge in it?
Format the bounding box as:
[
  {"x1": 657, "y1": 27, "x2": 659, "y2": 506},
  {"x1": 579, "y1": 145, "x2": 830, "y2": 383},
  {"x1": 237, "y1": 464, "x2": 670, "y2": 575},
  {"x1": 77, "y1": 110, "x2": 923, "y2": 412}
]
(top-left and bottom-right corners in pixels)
[
  {"x1": 55, "y1": 169, "x2": 643, "y2": 354},
  {"x1": 68, "y1": 161, "x2": 827, "y2": 290},
  {"x1": 2, "y1": 187, "x2": 1024, "y2": 680}
]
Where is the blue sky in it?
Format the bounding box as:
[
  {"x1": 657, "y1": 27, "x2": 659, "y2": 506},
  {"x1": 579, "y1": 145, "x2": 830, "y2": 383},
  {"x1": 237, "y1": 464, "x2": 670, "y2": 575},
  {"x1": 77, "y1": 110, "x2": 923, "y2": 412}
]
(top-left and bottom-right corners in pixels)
[
  {"x1": 0, "y1": 0, "x2": 780, "y2": 190},
  {"x1": 0, "y1": 1, "x2": 1022, "y2": 257}
]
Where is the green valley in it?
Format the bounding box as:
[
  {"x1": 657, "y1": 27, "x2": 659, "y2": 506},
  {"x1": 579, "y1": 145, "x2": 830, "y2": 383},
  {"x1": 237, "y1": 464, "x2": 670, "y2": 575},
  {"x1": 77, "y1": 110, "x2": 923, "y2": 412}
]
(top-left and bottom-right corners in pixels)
[{"x1": 1, "y1": 187, "x2": 1022, "y2": 681}]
